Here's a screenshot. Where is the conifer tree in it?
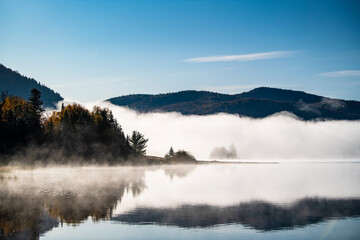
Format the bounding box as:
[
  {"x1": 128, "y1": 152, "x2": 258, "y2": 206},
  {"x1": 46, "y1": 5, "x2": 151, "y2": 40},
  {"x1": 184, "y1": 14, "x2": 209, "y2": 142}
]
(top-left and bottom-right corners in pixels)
[
  {"x1": 128, "y1": 131, "x2": 148, "y2": 155},
  {"x1": 28, "y1": 88, "x2": 44, "y2": 115},
  {"x1": 169, "y1": 147, "x2": 174, "y2": 157}
]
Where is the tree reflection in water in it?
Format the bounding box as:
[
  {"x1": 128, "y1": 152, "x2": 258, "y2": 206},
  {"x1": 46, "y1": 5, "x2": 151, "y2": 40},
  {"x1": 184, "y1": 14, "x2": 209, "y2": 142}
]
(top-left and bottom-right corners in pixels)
[{"x1": 0, "y1": 165, "x2": 359, "y2": 240}]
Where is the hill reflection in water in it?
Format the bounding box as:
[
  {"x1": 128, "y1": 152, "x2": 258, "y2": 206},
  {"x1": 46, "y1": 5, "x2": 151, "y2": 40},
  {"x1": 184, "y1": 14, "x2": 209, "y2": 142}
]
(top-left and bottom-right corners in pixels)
[
  {"x1": 0, "y1": 163, "x2": 360, "y2": 239},
  {"x1": 113, "y1": 198, "x2": 360, "y2": 230}
]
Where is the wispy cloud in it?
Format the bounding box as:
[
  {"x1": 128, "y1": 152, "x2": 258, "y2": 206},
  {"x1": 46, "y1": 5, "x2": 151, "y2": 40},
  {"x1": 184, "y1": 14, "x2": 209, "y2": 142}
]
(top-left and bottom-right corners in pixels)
[
  {"x1": 183, "y1": 51, "x2": 295, "y2": 63},
  {"x1": 318, "y1": 71, "x2": 360, "y2": 77}
]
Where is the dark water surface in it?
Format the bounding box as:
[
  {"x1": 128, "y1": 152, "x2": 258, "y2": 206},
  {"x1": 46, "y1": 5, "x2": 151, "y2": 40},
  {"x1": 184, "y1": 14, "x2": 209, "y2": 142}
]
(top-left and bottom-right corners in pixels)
[{"x1": 1, "y1": 162, "x2": 360, "y2": 239}]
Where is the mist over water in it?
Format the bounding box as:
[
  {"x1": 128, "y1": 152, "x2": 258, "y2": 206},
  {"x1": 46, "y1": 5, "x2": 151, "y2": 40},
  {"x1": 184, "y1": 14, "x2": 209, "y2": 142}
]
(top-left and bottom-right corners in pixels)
[
  {"x1": 75, "y1": 101, "x2": 360, "y2": 160},
  {"x1": 2, "y1": 163, "x2": 360, "y2": 239}
]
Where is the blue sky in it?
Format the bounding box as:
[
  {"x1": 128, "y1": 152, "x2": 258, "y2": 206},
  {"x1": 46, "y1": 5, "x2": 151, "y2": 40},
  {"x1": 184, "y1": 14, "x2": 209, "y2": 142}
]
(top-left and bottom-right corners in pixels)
[{"x1": 0, "y1": 0, "x2": 359, "y2": 101}]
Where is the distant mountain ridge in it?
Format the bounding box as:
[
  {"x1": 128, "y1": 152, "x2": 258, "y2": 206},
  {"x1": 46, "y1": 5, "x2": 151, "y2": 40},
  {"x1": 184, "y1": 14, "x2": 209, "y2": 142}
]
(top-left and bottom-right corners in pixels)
[
  {"x1": 0, "y1": 64, "x2": 63, "y2": 108},
  {"x1": 107, "y1": 87, "x2": 360, "y2": 120}
]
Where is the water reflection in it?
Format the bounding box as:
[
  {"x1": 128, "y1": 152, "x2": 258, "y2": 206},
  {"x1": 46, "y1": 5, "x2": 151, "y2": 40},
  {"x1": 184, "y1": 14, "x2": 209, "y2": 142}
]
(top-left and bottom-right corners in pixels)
[
  {"x1": 0, "y1": 163, "x2": 359, "y2": 239},
  {"x1": 0, "y1": 167, "x2": 144, "y2": 239},
  {"x1": 0, "y1": 166, "x2": 195, "y2": 239},
  {"x1": 113, "y1": 198, "x2": 360, "y2": 230}
]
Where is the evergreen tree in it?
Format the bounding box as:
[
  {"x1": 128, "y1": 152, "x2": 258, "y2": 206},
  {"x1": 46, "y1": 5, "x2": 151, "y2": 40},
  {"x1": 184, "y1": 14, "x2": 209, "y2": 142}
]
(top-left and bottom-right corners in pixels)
[
  {"x1": 169, "y1": 146, "x2": 174, "y2": 157},
  {"x1": 164, "y1": 146, "x2": 175, "y2": 160},
  {"x1": 128, "y1": 131, "x2": 148, "y2": 155},
  {"x1": 28, "y1": 88, "x2": 44, "y2": 115},
  {"x1": 1, "y1": 90, "x2": 9, "y2": 102}
]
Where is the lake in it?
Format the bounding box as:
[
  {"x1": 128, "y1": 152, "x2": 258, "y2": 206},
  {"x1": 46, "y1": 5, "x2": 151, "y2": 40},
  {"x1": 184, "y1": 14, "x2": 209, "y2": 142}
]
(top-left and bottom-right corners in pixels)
[{"x1": 1, "y1": 162, "x2": 360, "y2": 239}]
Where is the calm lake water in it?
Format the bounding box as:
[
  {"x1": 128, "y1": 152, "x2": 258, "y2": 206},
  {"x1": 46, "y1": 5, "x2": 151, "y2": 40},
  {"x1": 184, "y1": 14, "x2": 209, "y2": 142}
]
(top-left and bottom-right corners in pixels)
[{"x1": 1, "y1": 162, "x2": 360, "y2": 239}]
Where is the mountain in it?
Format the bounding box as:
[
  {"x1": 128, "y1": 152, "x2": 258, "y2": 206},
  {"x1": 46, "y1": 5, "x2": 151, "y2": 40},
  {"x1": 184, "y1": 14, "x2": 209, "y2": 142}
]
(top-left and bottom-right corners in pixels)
[
  {"x1": 107, "y1": 87, "x2": 360, "y2": 120},
  {"x1": 0, "y1": 64, "x2": 63, "y2": 108}
]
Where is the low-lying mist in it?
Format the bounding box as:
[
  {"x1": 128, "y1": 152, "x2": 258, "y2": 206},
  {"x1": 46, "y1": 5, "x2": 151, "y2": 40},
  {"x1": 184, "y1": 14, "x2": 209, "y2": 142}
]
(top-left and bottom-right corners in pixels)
[{"x1": 69, "y1": 101, "x2": 360, "y2": 160}]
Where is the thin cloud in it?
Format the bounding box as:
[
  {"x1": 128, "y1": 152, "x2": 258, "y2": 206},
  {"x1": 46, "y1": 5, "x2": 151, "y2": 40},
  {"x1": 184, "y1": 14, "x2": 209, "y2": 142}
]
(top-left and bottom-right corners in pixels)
[
  {"x1": 183, "y1": 51, "x2": 295, "y2": 63},
  {"x1": 318, "y1": 71, "x2": 360, "y2": 77}
]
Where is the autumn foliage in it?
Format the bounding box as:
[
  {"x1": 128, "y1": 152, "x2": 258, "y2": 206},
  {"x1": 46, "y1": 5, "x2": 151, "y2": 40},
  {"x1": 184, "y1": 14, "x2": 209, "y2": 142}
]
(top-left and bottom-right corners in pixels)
[
  {"x1": 43, "y1": 104, "x2": 131, "y2": 161},
  {"x1": 0, "y1": 96, "x2": 40, "y2": 153},
  {"x1": 0, "y1": 89, "x2": 133, "y2": 164}
]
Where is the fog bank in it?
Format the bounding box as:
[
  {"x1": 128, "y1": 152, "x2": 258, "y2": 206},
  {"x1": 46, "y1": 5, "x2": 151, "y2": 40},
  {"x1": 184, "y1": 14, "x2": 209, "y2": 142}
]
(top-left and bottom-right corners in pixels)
[{"x1": 75, "y1": 101, "x2": 360, "y2": 160}]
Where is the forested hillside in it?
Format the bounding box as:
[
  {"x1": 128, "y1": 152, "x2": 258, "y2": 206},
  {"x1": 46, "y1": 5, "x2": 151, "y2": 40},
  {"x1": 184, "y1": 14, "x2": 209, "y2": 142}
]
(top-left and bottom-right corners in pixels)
[
  {"x1": 108, "y1": 87, "x2": 360, "y2": 120},
  {"x1": 0, "y1": 64, "x2": 63, "y2": 108}
]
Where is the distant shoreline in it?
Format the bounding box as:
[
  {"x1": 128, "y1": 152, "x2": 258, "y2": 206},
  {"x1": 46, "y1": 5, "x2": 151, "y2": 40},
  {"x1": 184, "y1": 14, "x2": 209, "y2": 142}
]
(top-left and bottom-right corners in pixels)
[
  {"x1": 201, "y1": 160, "x2": 279, "y2": 164},
  {"x1": 146, "y1": 155, "x2": 278, "y2": 165}
]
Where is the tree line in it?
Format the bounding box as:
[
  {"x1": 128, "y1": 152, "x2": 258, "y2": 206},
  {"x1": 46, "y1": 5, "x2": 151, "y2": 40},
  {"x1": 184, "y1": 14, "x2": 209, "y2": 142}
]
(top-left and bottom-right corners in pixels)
[{"x1": 0, "y1": 89, "x2": 149, "y2": 164}]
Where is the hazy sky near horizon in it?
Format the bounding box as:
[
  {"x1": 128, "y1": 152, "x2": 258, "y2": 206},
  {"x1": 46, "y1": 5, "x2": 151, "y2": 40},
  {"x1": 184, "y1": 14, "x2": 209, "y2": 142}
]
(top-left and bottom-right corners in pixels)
[{"x1": 0, "y1": 0, "x2": 360, "y2": 101}]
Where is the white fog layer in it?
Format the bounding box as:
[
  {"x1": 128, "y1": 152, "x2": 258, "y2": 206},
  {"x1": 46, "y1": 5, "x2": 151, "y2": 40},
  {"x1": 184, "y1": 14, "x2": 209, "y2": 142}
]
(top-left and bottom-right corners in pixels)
[{"x1": 64, "y1": 101, "x2": 360, "y2": 160}]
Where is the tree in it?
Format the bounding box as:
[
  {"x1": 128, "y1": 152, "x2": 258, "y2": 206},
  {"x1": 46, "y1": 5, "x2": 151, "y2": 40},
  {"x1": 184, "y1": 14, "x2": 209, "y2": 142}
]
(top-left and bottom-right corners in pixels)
[
  {"x1": 1, "y1": 90, "x2": 9, "y2": 102},
  {"x1": 172, "y1": 150, "x2": 196, "y2": 162},
  {"x1": 165, "y1": 149, "x2": 196, "y2": 162},
  {"x1": 164, "y1": 146, "x2": 175, "y2": 160},
  {"x1": 128, "y1": 131, "x2": 148, "y2": 155},
  {"x1": 169, "y1": 147, "x2": 174, "y2": 157},
  {"x1": 0, "y1": 96, "x2": 34, "y2": 153},
  {"x1": 28, "y1": 88, "x2": 44, "y2": 115},
  {"x1": 28, "y1": 89, "x2": 44, "y2": 139}
]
